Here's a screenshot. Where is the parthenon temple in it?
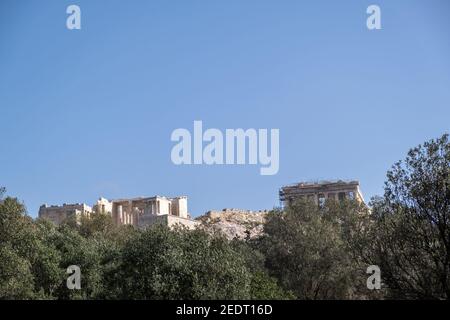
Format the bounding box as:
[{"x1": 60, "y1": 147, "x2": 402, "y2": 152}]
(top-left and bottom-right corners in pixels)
[{"x1": 279, "y1": 180, "x2": 365, "y2": 207}]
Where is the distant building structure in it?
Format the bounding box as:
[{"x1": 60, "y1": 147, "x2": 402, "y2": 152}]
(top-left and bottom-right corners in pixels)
[
  {"x1": 38, "y1": 179, "x2": 366, "y2": 231},
  {"x1": 279, "y1": 180, "x2": 365, "y2": 207},
  {"x1": 38, "y1": 195, "x2": 198, "y2": 230},
  {"x1": 38, "y1": 203, "x2": 92, "y2": 225}
]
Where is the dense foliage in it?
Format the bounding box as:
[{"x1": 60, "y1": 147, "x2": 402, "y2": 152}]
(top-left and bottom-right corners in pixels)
[
  {"x1": 0, "y1": 189, "x2": 290, "y2": 300},
  {"x1": 0, "y1": 133, "x2": 448, "y2": 299}
]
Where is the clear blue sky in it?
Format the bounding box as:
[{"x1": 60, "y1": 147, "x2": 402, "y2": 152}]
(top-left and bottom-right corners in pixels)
[{"x1": 1, "y1": 0, "x2": 449, "y2": 217}]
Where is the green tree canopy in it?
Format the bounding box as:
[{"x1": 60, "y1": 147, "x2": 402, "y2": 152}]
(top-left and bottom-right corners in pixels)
[
  {"x1": 259, "y1": 199, "x2": 370, "y2": 299},
  {"x1": 367, "y1": 133, "x2": 450, "y2": 299}
]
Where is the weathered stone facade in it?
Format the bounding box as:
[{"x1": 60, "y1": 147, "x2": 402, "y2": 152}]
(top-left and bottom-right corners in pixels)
[
  {"x1": 279, "y1": 180, "x2": 365, "y2": 207},
  {"x1": 38, "y1": 195, "x2": 198, "y2": 230},
  {"x1": 106, "y1": 196, "x2": 192, "y2": 228},
  {"x1": 139, "y1": 213, "x2": 199, "y2": 230},
  {"x1": 38, "y1": 203, "x2": 92, "y2": 225}
]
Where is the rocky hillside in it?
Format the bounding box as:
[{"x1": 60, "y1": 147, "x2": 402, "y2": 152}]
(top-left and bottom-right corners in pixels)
[{"x1": 196, "y1": 208, "x2": 268, "y2": 240}]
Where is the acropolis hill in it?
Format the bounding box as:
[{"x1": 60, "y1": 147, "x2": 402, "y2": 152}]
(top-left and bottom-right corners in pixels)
[{"x1": 38, "y1": 180, "x2": 364, "y2": 238}]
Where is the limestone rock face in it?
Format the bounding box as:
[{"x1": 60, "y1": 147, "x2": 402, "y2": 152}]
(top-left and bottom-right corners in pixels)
[{"x1": 196, "y1": 209, "x2": 268, "y2": 240}]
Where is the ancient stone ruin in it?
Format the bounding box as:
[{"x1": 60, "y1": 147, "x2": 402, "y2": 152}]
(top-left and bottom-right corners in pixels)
[
  {"x1": 279, "y1": 180, "x2": 365, "y2": 207},
  {"x1": 38, "y1": 180, "x2": 365, "y2": 235},
  {"x1": 39, "y1": 195, "x2": 199, "y2": 230}
]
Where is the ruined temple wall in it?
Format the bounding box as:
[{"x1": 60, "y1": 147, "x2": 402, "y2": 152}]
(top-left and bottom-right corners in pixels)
[
  {"x1": 93, "y1": 197, "x2": 113, "y2": 214},
  {"x1": 38, "y1": 203, "x2": 92, "y2": 225},
  {"x1": 172, "y1": 197, "x2": 188, "y2": 218},
  {"x1": 138, "y1": 213, "x2": 199, "y2": 230}
]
